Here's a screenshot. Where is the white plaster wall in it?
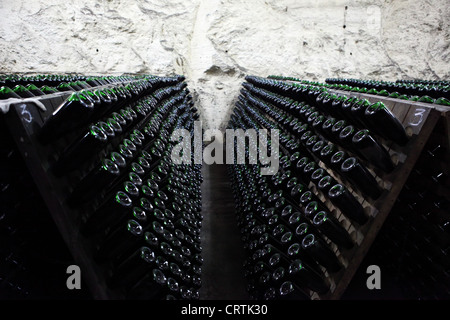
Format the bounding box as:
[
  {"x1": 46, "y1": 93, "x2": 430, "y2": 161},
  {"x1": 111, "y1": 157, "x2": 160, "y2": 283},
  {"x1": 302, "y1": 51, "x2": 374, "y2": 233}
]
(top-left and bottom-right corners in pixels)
[{"x1": 0, "y1": 0, "x2": 448, "y2": 129}]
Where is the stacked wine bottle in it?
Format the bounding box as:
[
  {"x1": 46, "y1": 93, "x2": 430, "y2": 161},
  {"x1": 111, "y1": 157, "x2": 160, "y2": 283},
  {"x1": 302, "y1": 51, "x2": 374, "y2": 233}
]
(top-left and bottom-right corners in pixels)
[
  {"x1": 227, "y1": 75, "x2": 410, "y2": 300},
  {"x1": 0, "y1": 74, "x2": 149, "y2": 99},
  {"x1": 324, "y1": 77, "x2": 450, "y2": 105},
  {"x1": 2, "y1": 74, "x2": 203, "y2": 299},
  {"x1": 268, "y1": 76, "x2": 450, "y2": 106}
]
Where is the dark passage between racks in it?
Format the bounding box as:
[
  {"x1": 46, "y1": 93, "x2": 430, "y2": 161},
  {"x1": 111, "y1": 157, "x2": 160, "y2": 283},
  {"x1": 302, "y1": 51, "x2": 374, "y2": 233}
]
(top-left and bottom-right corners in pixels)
[{"x1": 200, "y1": 164, "x2": 250, "y2": 300}]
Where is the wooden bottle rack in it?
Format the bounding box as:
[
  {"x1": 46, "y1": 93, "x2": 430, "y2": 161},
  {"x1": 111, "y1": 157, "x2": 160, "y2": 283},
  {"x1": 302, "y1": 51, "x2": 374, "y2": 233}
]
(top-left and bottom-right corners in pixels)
[
  {"x1": 310, "y1": 90, "x2": 446, "y2": 300},
  {"x1": 2, "y1": 80, "x2": 182, "y2": 300},
  {"x1": 245, "y1": 79, "x2": 447, "y2": 300}
]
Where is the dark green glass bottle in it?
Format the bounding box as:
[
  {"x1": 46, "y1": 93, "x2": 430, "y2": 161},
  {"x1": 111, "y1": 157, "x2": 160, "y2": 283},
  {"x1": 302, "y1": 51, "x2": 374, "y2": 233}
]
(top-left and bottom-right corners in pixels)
[
  {"x1": 67, "y1": 158, "x2": 121, "y2": 205},
  {"x1": 389, "y1": 92, "x2": 400, "y2": 98},
  {"x1": 301, "y1": 233, "x2": 342, "y2": 272},
  {"x1": 377, "y1": 89, "x2": 390, "y2": 97},
  {"x1": 81, "y1": 190, "x2": 133, "y2": 235},
  {"x1": 350, "y1": 98, "x2": 371, "y2": 128},
  {"x1": 56, "y1": 83, "x2": 76, "y2": 92},
  {"x1": 51, "y1": 124, "x2": 108, "y2": 175},
  {"x1": 312, "y1": 210, "x2": 354, "y2": 249},
  {"x1": 364, "y1": 101, "x2": 408, "y2": 146},
  {"x1": 95, "y1": 219, "x2": 144, "y2": 262},
  {"x1": 39, "y1": 92, "x2": 95, "y2": 144},
  {"x1": 0, "y1": 86, "x2": 21, "y2": 99},
  {"x1": 340, "y1": 156, "x2": 382, "y2": 199},
  {"x1": 25, "y1": 84, "x2": 45, "y2": 96},
  {"x1": 434, "y1": 97, "x2": 450, "y2": 106},
  {"x1": 287, "y1": 259, "x2": 329, "y2": 294},
  {"x1": 418, "y1": 95, "x2": 435, "y2": 103},
  {"x1": 40, "y1": 85, "x2": 59, "y2": 94},
  {"x1": 12, "y1": 85, "x2": 35, "y2": 98},
  {"x1": 327, "y1": 184, "x2": 368, "y2": 225}
]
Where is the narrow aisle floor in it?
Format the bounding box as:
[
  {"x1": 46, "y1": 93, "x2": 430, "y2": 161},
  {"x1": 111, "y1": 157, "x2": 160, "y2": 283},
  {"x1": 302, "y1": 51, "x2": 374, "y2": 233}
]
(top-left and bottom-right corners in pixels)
[{"x1": 199, "y1": 164, "x2": 251, "y2": 300}]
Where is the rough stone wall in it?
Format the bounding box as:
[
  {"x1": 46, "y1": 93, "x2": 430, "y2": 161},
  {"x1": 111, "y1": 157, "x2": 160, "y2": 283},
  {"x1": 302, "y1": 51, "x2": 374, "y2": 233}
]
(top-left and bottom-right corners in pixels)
[{"x1": 0, "y1": 0, "x2": 448, "y2": 130}]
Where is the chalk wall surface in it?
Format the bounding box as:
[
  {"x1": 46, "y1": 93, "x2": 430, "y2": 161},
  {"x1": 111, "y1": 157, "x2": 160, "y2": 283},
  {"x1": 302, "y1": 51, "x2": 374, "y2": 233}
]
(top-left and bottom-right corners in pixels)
[{"x1": 1, "y1": 0, "x2": 449, "y2": 129}]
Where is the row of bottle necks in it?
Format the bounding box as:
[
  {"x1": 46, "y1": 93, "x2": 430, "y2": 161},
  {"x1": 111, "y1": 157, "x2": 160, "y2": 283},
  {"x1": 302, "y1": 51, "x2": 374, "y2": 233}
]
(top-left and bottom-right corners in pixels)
[
  {"x1": 228, "y1": 161, "x2": 345, "y2": 300},
  {"x1": 224, "y1": 87, "x2": 371, "y2": 299},
  {"x1": 0, "y1": 74, "x2": 183, "y2": 99},
  {"x1": 324, "y1": 77, "x2": 450, "y2": 102},
  {"x1": 83, "y1": 141, "x2": 204, "y2": 299},
  {"x1": 3, "y1": 73, "x2": 448, "y2": 107},
  {"x1": 31, "y1": 74, "x2": 199, "y2": 181},
  {"x1": 73, "y1": 94, "x2": 203, "y2": 300},
  {"x1": 17, "y1": 75, "x2": 206, "y2": 300},
  {"x1": 269, "y1": 75, "x2": 450, "y2": 87},
  {"x1": 229, "y1": 98, "x2": 371, "y2": 225},
  {"x1": 225, "y1": 75, "x2": 448, "y2": 300},
  {"x1": 242, "y1": 75, "x2": 448, "y2": 210},
  {"x1": 233, "y1": 78, "x2": 395, "y2": 210},
  {"x1": 268, "y1": 75, "x2": 450, "y2": 103},
  {"x1": 0, "y1": 73, "x2": 153, "y2": 84}
]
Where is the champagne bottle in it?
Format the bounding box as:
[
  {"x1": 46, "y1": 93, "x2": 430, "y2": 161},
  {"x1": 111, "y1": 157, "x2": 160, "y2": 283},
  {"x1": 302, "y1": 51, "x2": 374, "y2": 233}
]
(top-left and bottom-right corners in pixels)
[
  {"x1": 327, "y1": 184, "x2": 368, "y2": 225},
  {"x1": 0, "y1": 86, "x2": 21, "y2": 99},
  {"x1": 67, "y1": 158, "x2": 121, "y2": 205},
  {"x1": 95, "y1": 219, "x2": 144, "y2": 263},
  {"x1": 340, "y1": 156, "x2": 382, "y2": 199},
  {"x1": 317, "y1": 175, "x2": 337, "y2": 195},
  {"x1": 352, "y1": 129, "x2": 395, "y2": 173},
  {"x1": 81, "y1": 190, "x2": 133, "y2": 235},
  {"x1": 350, "y1": 98, "x2": 371, "y2": 128},
  {"x1": 51, "y1": 124, "x2": 109, "y2": 175},
  {"x1": 39, "y1": 92, "x2": 95, "y2": 144},
  {"x1": 364, "y1": 101, "x2": 408, "y2": 146},
  {"x1": 287, "y1": 258, "x2": 329, "y2": 294},
  {"x1": 108, "y1": 246, "x2": 156, "y2": 289},
  {"x1": 12, "y1": 85, "x2": 35, "y2": 98},
  {"x1": 329, "y1": 150, "x2": 348, "y2": 173},
  {"x1": 25, "y1": 84, "x2": 45, "y2": 96},
  {"x1": 301, "y1": 233, "x2": 342, "y2": 272},
  {"x1": 312, "y1": 210, "x2": 354, "y2": 249}
]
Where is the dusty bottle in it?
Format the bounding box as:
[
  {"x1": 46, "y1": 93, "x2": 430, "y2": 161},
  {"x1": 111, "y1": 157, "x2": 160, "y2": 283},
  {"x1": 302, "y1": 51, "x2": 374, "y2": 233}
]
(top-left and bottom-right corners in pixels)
[
  {"x1": 364, "y1": 101, "x2": 408, "y2": 146},
  {"x1": 301, "y1": 233, "x2": 342, "y2": 272},
  {"x1": 52, "y1": 124, "x2": 109, "y2": 175},
  {"x1": 287, "y1": 258, "x2": 329, "y2": 294},
  {"x1": 39, "y1": 92, "x2": 95, "y2": 144},
  {"x1": 327, "y1": 183, "x2": 368, "y2": 225},
  {"x1": 352, "y1": 129, "x2": 394, "y2": 173},
  {"x1": 340, "y1": 156, "x2": 383, "y2": 199},
  {"x1": 312, "y1": 210, "x2": 354, "y2": 249}
]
